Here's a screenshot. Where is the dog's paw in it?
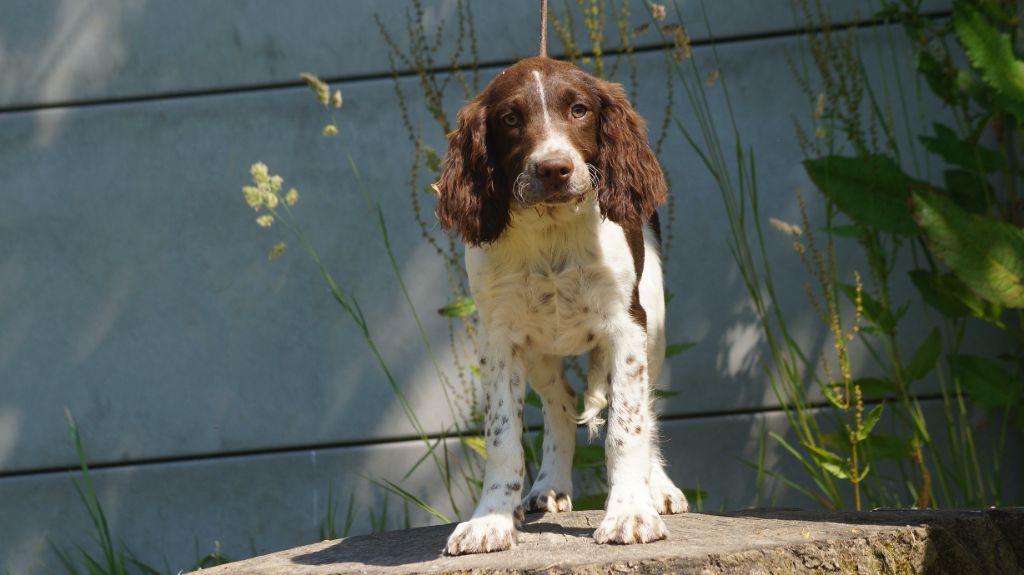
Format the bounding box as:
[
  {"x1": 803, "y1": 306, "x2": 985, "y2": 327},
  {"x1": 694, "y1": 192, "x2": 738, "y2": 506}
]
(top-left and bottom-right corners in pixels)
[
  {"x1": 444, "y1": 515, "x2": 518, "y2": 556},
  {"x1": 522, "y1": 489, "x2": 573, "y2": 513},
  {"x1": 593, "y1": 505, "x2": 668, "y2": 545},
  {"x1": 650, "y1": 480, "x2": 688, "y2": 515}
]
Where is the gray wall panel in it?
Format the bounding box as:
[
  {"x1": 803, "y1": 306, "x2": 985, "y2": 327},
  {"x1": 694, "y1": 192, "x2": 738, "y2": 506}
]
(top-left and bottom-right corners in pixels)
[
  {"x1": 0, "y1": 20, "x2": 1009, "y2": 474},
  {"x1": 2, "y1": 2, "x2": 1016, "y2": 574},
  {"x1": 0, "y1": 1, "x2": 951, "y2": 108}
]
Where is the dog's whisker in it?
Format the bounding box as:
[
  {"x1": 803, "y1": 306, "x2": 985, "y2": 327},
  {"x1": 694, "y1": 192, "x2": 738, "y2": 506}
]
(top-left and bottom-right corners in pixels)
[
  {"x1": 586, "y1": 163, "x2": 603, "y2": 191},
  {"x1": 512, "y1": 171, "x2": 531, "y2": 203}
]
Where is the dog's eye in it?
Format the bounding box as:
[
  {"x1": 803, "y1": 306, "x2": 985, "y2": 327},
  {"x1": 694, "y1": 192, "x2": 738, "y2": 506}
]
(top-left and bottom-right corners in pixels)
[
  {"x1": 502, "y1": 113, "x2": 519, "y2": 127},
  {"x1": 571, "y1": 104, "x2": 588, "y2": 118}
]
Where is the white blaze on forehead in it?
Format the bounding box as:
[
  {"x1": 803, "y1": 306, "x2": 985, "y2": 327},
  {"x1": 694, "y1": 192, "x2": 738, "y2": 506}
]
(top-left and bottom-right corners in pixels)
[{"x1": 531, "y1": 70, "x2": 552, "y2": 130}]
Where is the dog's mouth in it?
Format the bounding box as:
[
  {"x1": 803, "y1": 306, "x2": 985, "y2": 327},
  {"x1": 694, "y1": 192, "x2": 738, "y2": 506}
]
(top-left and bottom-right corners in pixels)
[{"x1": 512, "y1": 164, "x2": 599, "y2": 207}]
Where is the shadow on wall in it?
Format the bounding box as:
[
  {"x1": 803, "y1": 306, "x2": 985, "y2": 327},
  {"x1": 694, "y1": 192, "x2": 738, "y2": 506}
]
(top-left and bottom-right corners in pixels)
[{"x1": 0, "y1": 0, "x2": 143, "y2": 146}]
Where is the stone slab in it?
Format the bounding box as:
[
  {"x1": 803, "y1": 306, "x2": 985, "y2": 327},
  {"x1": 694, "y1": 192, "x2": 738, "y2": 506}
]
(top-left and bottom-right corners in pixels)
[
  {"x1": 191, "y1": 508, "x2": 1024, "y2": 574},
  {"x1": 6, "y1": 400, "x2": 1018, "y2": 574}
]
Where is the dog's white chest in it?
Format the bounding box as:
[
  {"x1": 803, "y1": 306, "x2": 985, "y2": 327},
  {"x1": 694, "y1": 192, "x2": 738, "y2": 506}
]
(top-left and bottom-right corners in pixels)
[
  {"x1": 476, "y1": 259, "x2": 617, "y2": 356},
  {"x1": 465, "y1": 203, "x2": 637, "y2": 357}
]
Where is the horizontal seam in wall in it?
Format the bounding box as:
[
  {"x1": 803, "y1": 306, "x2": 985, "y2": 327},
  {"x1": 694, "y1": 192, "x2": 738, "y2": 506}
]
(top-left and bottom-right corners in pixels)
[
  {"x1": 0, "y1": 393, "x2": 946, "y2": 481},
  {"x1": 0, "y1": 9, "x2": 948, "y2": 116}
]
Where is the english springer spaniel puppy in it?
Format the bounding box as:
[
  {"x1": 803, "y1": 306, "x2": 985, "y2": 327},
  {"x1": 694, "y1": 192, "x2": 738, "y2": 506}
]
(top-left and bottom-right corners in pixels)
[{"x1": 436, "y1": 56, "x2": 686, "y2": 555}]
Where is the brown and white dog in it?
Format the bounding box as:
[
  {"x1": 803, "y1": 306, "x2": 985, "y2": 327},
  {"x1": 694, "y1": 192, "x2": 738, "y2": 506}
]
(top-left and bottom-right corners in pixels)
[{"x1": 436, "y1": 56, "x2": 686, "y2": 555}]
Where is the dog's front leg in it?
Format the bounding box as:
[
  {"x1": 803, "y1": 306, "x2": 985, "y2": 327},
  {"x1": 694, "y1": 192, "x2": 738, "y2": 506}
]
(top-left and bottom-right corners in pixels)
[
  {"x1": 445, "y1": 343, "x2": 526, "y2": 555},
  {"x1": 593, "y1": 323, "x2": 668, "y2": 545}
]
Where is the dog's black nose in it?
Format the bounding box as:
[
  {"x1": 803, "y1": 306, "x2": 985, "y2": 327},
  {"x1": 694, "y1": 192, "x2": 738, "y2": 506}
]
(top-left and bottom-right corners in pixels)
[{"x1": 536, "y1": 157, "x2": 573, "y2": 189}]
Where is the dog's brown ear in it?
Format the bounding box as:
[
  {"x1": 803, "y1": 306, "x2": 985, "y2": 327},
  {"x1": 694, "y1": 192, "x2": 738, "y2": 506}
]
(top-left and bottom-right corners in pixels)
[
  {"x1": 435, "y1": 99, "x2": 510, "y2": 246},
  {"x1": 594, "y1": 80, "x2": 667, "y2": 226}
]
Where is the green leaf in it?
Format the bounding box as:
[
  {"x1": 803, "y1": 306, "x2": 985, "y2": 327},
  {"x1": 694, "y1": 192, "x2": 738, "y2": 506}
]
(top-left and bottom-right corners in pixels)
[
  {"x1": 943, "y1": 169, "x2": 991, "y2": 214},
  {"x1": 909, "y1": 269, "x2": 1003, "y2": 321},
  {"x1": 948, "y1": 354, "x2": 1021, "y2": 408},
  {"x1": 462, "y1": 436, "x2": 487, "y2": 460},
  {"x1": 572, "y1": 444, "x2": 606, "y2": 469},
  {"x1": 268, "y1": 241, "x2": 287, "y2": 260},
  {"x1": 805, "y1": 443, "x2": 845, "y2": 465},
  {"x1": 953, "y1": 2, "x2": 1024, "y2": 121},
  {"x1": 916, "y1": 49, "x2": 961, "y2": 105},
  {"x1": 369, "y1": 478, "x2": 450, "y2": 524},
  {"x1": 863, "y1": 434, "x2": 915, "y2": 461},
  {"x1": 824, "y1": 431, "x2": 913, "y2": 462},
  {"x1": 854, "y1": 377, "x2": 897, "y2": 399},
  {"x1": 905, "y1": 328, "x2": 942, "y2": 382},
  {"x1": 804, "y1": 155, "x2": 921, "y2": 235},
  {"x1": 531, "y1": 430, "x2": 545, "y2": 466},
  {"x1": 826, "y1": 224, "x2": 866, "y2": 239},
  {"x1": 840, "y1": 283, "x2": 896, "y2": 334},
  {"x1": 682, "y1": 488, "x2": 710, "y2": 503},
  {"x1": 856, "y1": 463, "x2": 872, "y2": 482},
  {"x1": 821, "y1": 460, "x2": 850, "y2": 480},
  {"x1": 653, "y1": 388, "x2": 680, "y2": 399},
  {"x1": 911, "y1": 190, "x2": 1024, "y2": 308},
  {"x1": 437, "y1": 296, "x2": 477, "y2": 318},
  {"x1": 857, "y1": 403, "x2": 885, "y2": 442},
  {"x1": 920, "y1": 123, "x2": 1006, "y2": 173},
  {"x1": 665, "y1": 341, "x2": 697, "y2": 358},
  {"x1": 572, "y1": 493, "x2": 608, "y2": 510},
  {"x1": 525, "y1": 389, "x2": 543, "y2": 408}
]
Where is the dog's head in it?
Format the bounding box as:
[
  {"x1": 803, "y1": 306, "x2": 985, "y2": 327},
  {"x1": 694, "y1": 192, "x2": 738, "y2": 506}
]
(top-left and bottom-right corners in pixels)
[{"x1": 435, "y1": 57, "x2": 667, "y2": 245}]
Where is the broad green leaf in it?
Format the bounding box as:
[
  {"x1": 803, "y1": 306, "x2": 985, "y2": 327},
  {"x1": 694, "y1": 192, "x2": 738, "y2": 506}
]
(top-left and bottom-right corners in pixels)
[
  {"x1": 823, "y1": 432, "x2": 913, "y2": 462},
  {"x1": 920, "y1": 123, "x2": 1006, "y2": 173},
  {"x1": 804, "y1": 155, "x2": 921, "y2": 235},
  {"x1": 905, "y1": 329, "x2": 942, "y2": 382},
  {"x1": 856, "y1": 403, "x2": 885, "y2": 442},
  {"x1": 943, "y1": 169, "x2": 991, "y2": 214},
  {"x1": 953, "y1": 2, "x2": 1024, "y2": 121},
  {"x1": 948, "y1": 354, "x2": 1021, "y2": 408},
  {"x1": 665, "y1": 341, "x2": 697, "y2": 358},
  {"x1": 854, "y1": 377, "x2": 897, "y2": 399},
  {"x1": 572, "y1": 444, "x2": 606, "y2": 468},
  {"x1": 437, "y1": 296, "x2": 477, "y2": 318},
  {"x1": 912, "y1": 190, "x2": 1024, "y2": 308},
  {"x1": 916, "y1": 49, "x2": 961, "y2": 105},
  {"x1": 826, "y1": 224, "x2": 866, "y2": 239},
  {"x1": 840, "y1": 283, "x2": 896, "y2": 334},
  {"x1": 909, "y1": 269, "x2": 1003, "y2": 321},
  {"x1": 863, "y1": 434, "x2": 915, "y2": 461}
]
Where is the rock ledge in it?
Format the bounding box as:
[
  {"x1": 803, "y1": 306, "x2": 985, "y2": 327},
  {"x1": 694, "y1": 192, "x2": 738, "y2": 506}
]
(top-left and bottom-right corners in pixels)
[{"x1": 193, "y1": 507, "x2": 1024, "y2": 574}]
